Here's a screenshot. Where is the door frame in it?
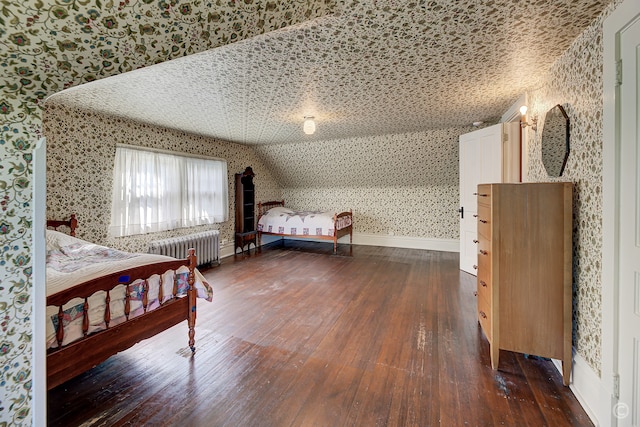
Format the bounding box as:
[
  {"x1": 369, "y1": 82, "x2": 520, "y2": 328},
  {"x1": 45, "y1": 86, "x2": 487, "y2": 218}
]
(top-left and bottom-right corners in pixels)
[
  {"x1": 32, "y1": 137, "x2": 47, "y2": 425},
  {"x1": 501, "y1": 94, "x2": 528, "y2": 182},
  {"x1": 603, "y1": 0, "x2": 640, "y2": 425}
]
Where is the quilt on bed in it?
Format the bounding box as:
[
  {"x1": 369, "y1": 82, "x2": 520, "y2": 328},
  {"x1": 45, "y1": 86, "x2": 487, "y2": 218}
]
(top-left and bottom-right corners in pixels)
[
  {"x1": 45, "y1": 230, "x2": 213, "y2": 349},
  {"x1": 257, "y1": 206, "x2": 351, "y2": 236}
]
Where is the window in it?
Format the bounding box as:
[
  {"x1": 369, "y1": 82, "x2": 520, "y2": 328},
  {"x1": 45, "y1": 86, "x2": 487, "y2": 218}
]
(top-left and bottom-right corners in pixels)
[{"x1": 110, "y1": 145, "x2": 228, "y2": 237}]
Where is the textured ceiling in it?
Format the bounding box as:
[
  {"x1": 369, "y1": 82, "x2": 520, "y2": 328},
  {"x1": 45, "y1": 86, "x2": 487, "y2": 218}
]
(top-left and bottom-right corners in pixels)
[{"x1": 47, "y1": 0, "x2": 612, "y2": 145}]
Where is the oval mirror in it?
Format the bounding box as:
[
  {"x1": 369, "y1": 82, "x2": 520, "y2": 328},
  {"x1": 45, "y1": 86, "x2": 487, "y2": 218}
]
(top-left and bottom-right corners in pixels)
[{"x1": 541, "y1": 104, "x2": 570, "y2": 177}]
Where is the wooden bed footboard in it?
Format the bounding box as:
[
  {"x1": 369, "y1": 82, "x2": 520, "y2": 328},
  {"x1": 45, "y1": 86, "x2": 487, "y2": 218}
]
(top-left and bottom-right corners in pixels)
[
  {"x1": 256, "y1": 200, "x2": 353, "y2": 254},
  {"x1": 332, "y1": 210, "x2": 354, "y2": 253},
  {"x1": 45, "y1": 216, "x2": 201, "y2": 389},
  {"x1": 47, "y1": 297, "x2": 190, "y2": 389},
  {"x1": 46, "y1": 247, "x2": 199, "y2": 390}
]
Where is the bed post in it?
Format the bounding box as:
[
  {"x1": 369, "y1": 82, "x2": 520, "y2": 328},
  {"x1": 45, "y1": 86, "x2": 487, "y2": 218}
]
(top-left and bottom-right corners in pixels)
[
  {"x1": 56, "y1": 306, "x2": 64, "y2": 347},
  {"x1": 350, "y1": 210, "x2": 353, "y2": 245},
  {"x1": 349, "y1": 210, "x2": 353, "y2": 256},
  {"x1": 46, "y1": 214, "x2": 78, "y2": 236},
  {"x1": 69, "y1": 213, "x2": 78, "y2": 236},
  {"x1": 333, "y1": 213, "x2": 338, "y2": 254},
  {"x1": 187, "y1": 248, "x2": 197, "y2": 352},
  {"x1": 257, "y1": 202, "x2": 262, "y2": 248}
]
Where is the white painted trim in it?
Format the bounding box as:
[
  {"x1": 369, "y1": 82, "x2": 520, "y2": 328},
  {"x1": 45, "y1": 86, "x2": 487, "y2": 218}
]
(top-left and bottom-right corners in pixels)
[
  {"x1": 502, "y1": 93, "x2": 530, "y2": 182},
  {"x1": 218, "y1": 235, "x2": 281, "y2": 258},
  {"x1": 602, "y1": 1, "x2": 640, "y2": 426},
  {"x1": 32, "y1": 138, "x2": 47, "y2": 427},
  {"x1": 552, "y1": 350, "x2": 610, "y2": 426},
  {"x1": 115, "y1": 142, "x2": 227, "y2": 162},
  {"x1": 501, "y1": 94, "x2": 527, "y2": 123},
  {"x1": 220, "y1": 244, "x2": 236, "y2": 259},
  {"x1": 220, "y1": 233, "x2": 459, "y2": 257},
  {"x1": 353, "y1": 233, "x2": 459, "y2": 252}
]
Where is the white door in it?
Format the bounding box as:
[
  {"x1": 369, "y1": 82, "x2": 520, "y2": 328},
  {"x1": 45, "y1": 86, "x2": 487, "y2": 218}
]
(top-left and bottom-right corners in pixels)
[
  {"x1": 459, "y1": 124, "x2": 503, "y2": 274},
  {"x1": 618, "y1": 16, "x2": 640, "y2": 426}
]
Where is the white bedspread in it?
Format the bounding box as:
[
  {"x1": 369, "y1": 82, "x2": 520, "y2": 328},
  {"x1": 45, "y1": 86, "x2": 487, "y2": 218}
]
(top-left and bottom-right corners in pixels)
[
  {"x1": 257, "y1": 206, "x2": 351, "y2": 236},
  {"x1": 45, "y1": 230, "x2": 212, "y2": 349}
]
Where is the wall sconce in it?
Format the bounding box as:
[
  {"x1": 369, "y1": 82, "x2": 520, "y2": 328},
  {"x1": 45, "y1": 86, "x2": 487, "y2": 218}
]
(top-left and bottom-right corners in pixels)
[
  {"x1": 303, "y1": 116, "x2": 316, "y2": 135},
  {"x1": 519, "y1": 106, "x2": 537, "y2": 131}
]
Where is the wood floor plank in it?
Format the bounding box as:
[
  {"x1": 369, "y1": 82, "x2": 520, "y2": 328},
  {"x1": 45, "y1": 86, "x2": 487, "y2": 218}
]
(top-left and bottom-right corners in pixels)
[{"x1": 48, "y1": 241, "x2": 594, "y2": 427}]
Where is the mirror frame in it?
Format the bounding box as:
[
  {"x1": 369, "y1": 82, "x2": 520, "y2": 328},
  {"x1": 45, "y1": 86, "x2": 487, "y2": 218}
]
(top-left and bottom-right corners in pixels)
[{"x1": 541, "y1": 104, "x2": 570, "y2": 177}]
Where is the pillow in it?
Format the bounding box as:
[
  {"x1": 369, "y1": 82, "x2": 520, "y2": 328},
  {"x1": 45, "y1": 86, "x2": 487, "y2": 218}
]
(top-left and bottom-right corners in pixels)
[
  {"x1": 45, "y1": 230, "x2": 66, "y2": 251},
  {"x1": 266, "y1": 206, "x2": 294, "y2": 215},
  {"x1": 45, "y1": 229, "x2": 87, "y2": 251}
]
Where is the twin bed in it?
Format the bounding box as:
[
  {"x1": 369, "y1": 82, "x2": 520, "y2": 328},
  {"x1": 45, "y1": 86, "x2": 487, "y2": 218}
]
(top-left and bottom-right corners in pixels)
[
  {"x1": 45, "y1": 202, "x2": 351, "y2": 388},
  {"x1": 257, "y1": 200, "x2": 353, "y2": 254},
  {"x1": 45, "y1": 217, "x2": 212, "y2": 389}
]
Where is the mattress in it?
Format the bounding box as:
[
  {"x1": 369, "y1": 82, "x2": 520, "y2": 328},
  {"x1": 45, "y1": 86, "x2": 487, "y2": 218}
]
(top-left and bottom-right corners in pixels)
[
  {"x1": 257, "y1": 206, "x2": 351, "y2": 236},
  {"x1": 45, "y1": 230, "x2": 212, "y2": 349}
]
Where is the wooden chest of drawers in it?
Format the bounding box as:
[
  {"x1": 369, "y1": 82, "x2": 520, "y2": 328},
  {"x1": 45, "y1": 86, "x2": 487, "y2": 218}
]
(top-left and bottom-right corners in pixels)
[{"x1": 475, "y1": 182, "x2": 573, "y2": 386}]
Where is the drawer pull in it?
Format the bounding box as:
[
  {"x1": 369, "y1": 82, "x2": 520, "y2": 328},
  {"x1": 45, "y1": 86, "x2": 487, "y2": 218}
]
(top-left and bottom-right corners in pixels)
[
  {"x1": 480, "y1": 280, "x2": 488, "y2": 288},
  {"x1": 479, "y1": 310, "x2": 487, "y2": 319},
  {"x1": 473, "y1": 239, "x2": 479, "y2": 244},
  {"x1": 479, "y1": 219, "x2": 488, "y2": 224},
  {"x1": 473, "y1": 214, "x2": 478, "y2": 218},
  {"x1": 479, "y1": 250, "x2": 488, "y2": 255},
  {"x1": 473, "y1": 193, "x2": 489, "y2": 197},
  {"x1": 473, "y1": 265, "x2": 478, "y2": 270},
  {"x1": 473, "y1": 291, "x2": 478, "y2": 297}
]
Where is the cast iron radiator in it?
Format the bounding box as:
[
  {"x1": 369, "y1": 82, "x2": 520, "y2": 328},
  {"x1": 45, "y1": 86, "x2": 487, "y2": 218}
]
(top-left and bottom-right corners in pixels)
[{"x1": 148, "y1": 230, "x2": 220, "y2": 267}]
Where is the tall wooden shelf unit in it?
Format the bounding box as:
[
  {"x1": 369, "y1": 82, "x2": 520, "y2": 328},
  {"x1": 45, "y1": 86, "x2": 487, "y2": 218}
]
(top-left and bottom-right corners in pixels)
[
  {"x1": 235, "y1": 167, "x2": 257, "y2": 254},
  {"x1": 476, "y1": 182, "x2": 573, "y2": 386}
]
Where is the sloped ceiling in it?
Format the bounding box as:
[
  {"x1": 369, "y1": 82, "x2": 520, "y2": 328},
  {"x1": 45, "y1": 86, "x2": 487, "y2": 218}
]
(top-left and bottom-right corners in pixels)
[{"x1": 47, "y1": 0, "x2": 613, "y2": 145}]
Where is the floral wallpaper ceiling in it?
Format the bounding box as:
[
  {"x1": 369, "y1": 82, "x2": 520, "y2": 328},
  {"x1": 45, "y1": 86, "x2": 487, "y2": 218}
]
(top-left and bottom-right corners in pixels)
[
  {"x1": 1, "y1": 0, "x2": 333, "y2": 424},
  {"x1": 0, "y1": 0, "x2": 618, "y2": 423},
  {"x1": 48, "y1": 0, "x2": 613, "y2": 145}
]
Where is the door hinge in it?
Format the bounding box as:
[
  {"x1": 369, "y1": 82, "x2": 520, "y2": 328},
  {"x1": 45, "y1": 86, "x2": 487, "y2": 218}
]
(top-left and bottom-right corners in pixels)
[
  {"x1": 616, "y1": 59, "x2": 623, "y2": 86},
  {"x1": 613, "y1": 373, "x2": 620, "y2": 399}
]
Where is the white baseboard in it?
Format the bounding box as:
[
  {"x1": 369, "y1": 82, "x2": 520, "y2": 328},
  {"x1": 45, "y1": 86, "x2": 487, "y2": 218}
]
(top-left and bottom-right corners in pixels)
[
  {"x1": 552, "y1": 351, "x2": 610, "y2": 426},
  {"x1": 219, "y1": 233, "x2": 459, "y2": 258},
  {"x1": 260, "y1": 233, "x2": 460, "y2": 252},
  {"x1": 218, "y1": 235, "x2": 280, "y2": 259},
  {"x1": 219, "y1": 244, "x2": 236, "y2": 259},
  {"x1": 353, "y1": 233, "x2": 459, "y2": 252}
]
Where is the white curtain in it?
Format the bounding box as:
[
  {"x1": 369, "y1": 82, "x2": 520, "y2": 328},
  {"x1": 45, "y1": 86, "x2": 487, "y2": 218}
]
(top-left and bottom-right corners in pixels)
[{"x1": 110, "y1": 146, "x2": 228, "y2": 237}]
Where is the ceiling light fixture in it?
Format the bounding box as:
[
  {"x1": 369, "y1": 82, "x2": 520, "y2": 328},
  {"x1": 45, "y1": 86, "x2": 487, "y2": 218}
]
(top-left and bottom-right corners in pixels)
[
  {"x1": 303, "y1": 116, "x2": 316, "y2": 135},
  {"x1": 519, "y1": 105, "x2": 538, "y2": 131}
]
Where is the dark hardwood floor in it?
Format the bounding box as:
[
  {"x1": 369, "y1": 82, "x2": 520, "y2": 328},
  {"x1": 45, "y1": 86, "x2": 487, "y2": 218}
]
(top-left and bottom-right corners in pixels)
[{"x1": 48, "y1": 241, "x2": 593, "y2": 426}]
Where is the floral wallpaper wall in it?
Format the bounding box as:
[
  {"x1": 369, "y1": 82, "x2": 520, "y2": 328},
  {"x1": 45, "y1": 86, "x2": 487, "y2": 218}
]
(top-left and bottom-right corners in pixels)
[
  {"x1": 0, "y1": 0, "x2": 334, "y2": 424},
  {"x1": 526, "y1": 0, "x2": 625, "y2": 376},
  {"x1": 43, "y1": 102, "x2": 282, "y2": 252},
  {"x1": 254, "y1": 128, "x2": 467, "y2": 239},
  {"x1": 0, "y1": 0, "x2": 626, "y2": 422},
  {"x1": 43, "y1": 109, "x2": 464, "y2": 250}
]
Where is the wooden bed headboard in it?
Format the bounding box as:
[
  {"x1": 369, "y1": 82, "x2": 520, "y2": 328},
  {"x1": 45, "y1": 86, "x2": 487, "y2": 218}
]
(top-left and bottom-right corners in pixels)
[
  {"x1": 257, "y1": 200, "x2": 284, "y2": 217},
  {"x1": 46, "y1": 214, "x2": 78, "y2": 237}
]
